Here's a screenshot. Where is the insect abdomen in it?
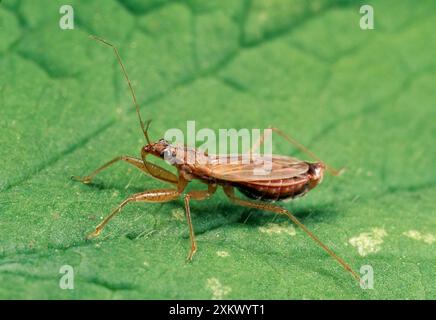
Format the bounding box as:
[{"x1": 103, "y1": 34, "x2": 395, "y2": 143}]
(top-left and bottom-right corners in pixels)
[{"x1": 234, "y1": 177, "x2": 311, "y2": 201}]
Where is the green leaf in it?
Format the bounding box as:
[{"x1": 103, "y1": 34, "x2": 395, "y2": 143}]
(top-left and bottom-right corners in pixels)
[{"x1": 1, "y1": 0, "x2": 435, "y2": 299}]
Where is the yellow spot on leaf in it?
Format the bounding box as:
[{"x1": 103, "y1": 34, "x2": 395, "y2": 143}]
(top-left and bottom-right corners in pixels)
[
  {"x1": 349, "y1": 228, "x2": 387, "y2": 256},
  {"x1": 171, "y1": 208, "x2": 185, "y2": 222},
  {"x1": 206, "y1": 278, "x2": 231, "y2": 300},
  {"x1": 216, "y1": 251, "x2": 229, "y2": 258},
  {"x1": 403, "y1": 230, "x2": 436, "y2": 245},
  {"x1": 258, "y1": 222, "x2": 296, "y2": 236}
]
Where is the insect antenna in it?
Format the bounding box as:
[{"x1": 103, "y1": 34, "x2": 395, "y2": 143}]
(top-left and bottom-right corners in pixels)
[
  {"x1": 89, "y1": 35, "x2": 151, "y2": 145},
  {"x1": 269, "y1": 127, "x2": 344, "y2": 176}
]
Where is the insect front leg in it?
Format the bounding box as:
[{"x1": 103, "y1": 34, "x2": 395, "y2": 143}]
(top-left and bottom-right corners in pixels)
[
  {"x1": 72, "y1": 156, "x2": 178, "y2": 185},
  {"x1": 222, "y1": 186, "x2": 362, "y2": 284},
  {"x1": 183, "y1": 184, "x2": 218, "y2": 261},
  {"x1": 87, "y1": 178, "x2": 188, "y2": 239}
]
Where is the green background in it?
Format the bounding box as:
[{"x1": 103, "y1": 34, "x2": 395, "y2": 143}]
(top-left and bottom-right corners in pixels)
[{"x1": 1, "y1": 0, "x2": 435, "y2": 299}]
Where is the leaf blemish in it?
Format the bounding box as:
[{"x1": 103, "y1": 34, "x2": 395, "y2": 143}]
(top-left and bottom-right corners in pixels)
[
  {"x1": 171, "y1": 208, "x2": 185, "y2": 222},
  {"x1": 258, "y1": 222, "x2": 296, "y2": 236},
  {"x1": 216, "y1": 250, "x2": 229, "y2": 258},
  {"x1": 403, "y1": 230, "x2": 436, "y2": 245},
  {"x1": 206, "y1": 277, "x2": 231, "y2": 300},
  {"x1": 349, "y1": 228, "x2": 387, "y2": 256}
]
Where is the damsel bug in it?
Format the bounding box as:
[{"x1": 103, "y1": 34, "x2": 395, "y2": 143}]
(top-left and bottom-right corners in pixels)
[{"x1": 73, "y1": 36, "x2": 361, "y2": 284}]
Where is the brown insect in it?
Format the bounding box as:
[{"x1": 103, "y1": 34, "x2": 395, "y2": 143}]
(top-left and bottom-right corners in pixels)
[{"x1": 73, "y1": 36, "x2": 361, "y2": 284}]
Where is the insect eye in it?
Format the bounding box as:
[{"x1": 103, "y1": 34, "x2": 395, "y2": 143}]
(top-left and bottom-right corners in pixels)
[
  {"x1": 163, "y1": 148, "x2": 173, "y2": 160},
  {"x1": 158, "y1": 138, "x2": 168, "y2": 144}
]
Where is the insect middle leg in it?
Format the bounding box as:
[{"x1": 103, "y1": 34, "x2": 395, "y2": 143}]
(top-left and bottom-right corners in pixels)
[
  {"x1": 72, "y1": 156, "x2": 178, "y2": 185},
  {"x1": 223, "y1": 185, "x2": 361, "y2": 283},
  {"x1": 87, "y1": 178, "x2": 188, "y2": 239},
  {"x1": 87, "y1": 188, "x2": 181, "y2": 239},
  {"x1": 183, "y1": 184, "x2": 218, "y2": 261}
]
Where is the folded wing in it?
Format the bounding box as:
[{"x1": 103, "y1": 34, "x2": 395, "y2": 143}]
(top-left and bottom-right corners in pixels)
[{"x1": 205, "y1": 155, "x2": 309, "y2": 182}]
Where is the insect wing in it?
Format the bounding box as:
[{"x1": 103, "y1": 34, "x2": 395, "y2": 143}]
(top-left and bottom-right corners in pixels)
[{"x1": 206, "y1": 155, "x2": 309, "y2": 182}]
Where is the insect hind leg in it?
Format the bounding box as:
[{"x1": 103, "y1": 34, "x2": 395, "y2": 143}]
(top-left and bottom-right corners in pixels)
[
  {"x1": 251, "y1": 126, "x2": 344, "y2": 176},
  {"x1": 222, "y1": 185, "x2": 362, "y2": 284}
]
